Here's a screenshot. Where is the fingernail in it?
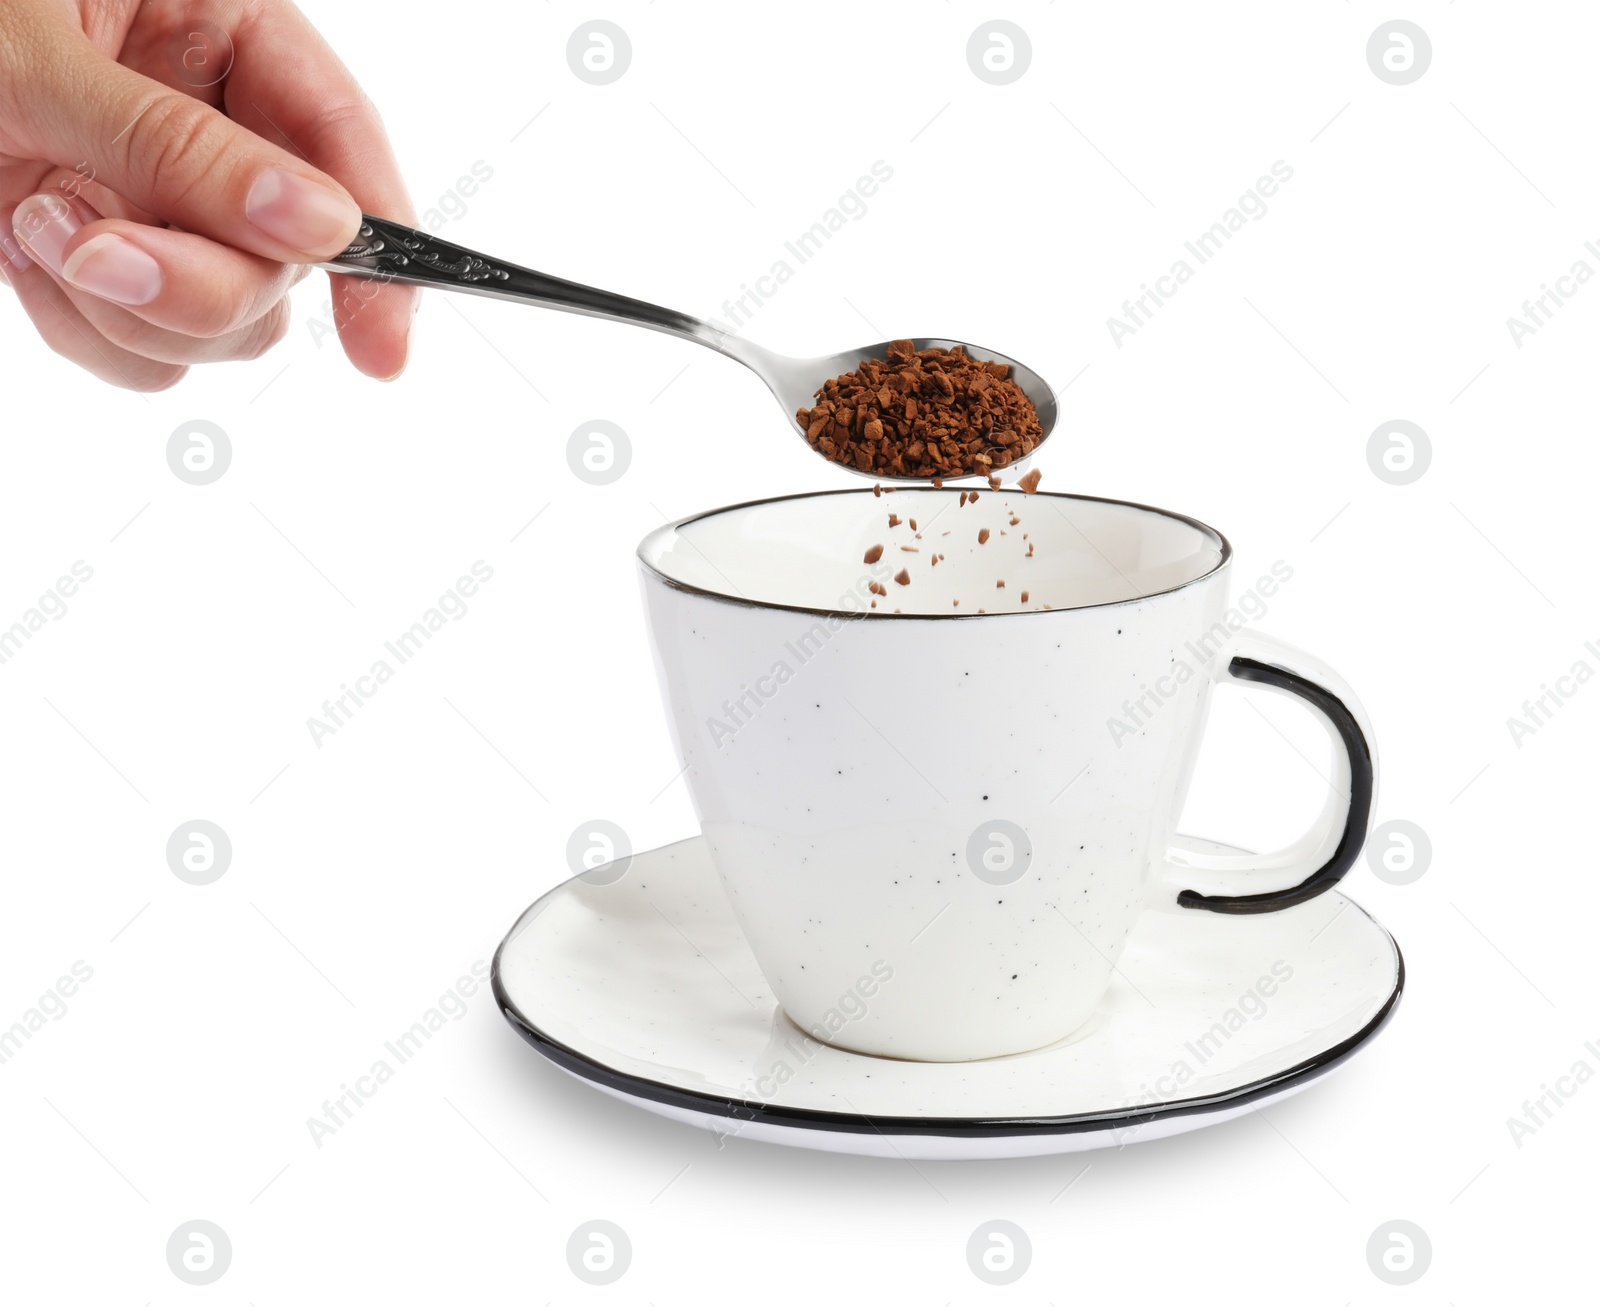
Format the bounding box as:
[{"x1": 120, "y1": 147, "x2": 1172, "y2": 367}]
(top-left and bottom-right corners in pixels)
[
  {"x1": 62, "y1": 233, "x2": 163, "y2": 307},
  {"x1": 12, "y1": 193, "x2": 80, "y2": 274},
  {"x1": 246, "y1": 169, "x2": 361, "y2": 256}
]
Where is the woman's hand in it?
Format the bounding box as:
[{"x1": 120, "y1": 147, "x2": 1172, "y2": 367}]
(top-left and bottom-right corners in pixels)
[{"x1": 0, "y1": 0, "x2": 415, "y2": 390}]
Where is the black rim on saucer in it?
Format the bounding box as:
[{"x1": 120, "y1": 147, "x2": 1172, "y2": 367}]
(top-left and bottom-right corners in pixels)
[{"x1": 491, "y1": 888, "x2": 1404, "y2": 1141}]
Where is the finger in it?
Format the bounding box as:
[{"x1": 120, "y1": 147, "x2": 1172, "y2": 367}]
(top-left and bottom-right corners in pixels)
[
  {"x1": 10, "y1": 14, "x2": 362, "y2": 263},
  {"x1": 65, "y1": 273, "x2": 294, "y2": 368},
  {"x1": 15, "y1": 188, "x2": 308, "y2": 332},
  {"x1": 11, "y1": 192, "x2": 297, "y2": 364},
  {"x1": 72, "y1": 293, "x2": 293, "y2": 367},
  {"x1": 0, "y1": 207, "x2": 186, "y2": 391},
  {"x1": 215, "y1": 5, "x2": 418, "y2": 380}
]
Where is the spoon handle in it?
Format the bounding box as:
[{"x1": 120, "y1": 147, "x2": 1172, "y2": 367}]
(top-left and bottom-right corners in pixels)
[{"x1": 318, "y1": 213, "x2": 723, "y2": 351}]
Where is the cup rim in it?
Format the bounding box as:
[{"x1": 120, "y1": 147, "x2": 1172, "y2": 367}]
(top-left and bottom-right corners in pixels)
[{"x1": 636, "y1": 488, "x2": 1233, "y2": 621}]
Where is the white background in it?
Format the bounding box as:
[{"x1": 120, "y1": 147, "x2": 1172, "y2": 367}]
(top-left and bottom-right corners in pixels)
[{"x1": 1, "y1": 1, "x2": 1594, "y2": 1301}]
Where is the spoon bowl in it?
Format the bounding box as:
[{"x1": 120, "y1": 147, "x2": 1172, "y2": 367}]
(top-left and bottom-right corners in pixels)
[
  {"x1": 734, "y1": 334, "x2": 1058, "y2": 483},
  {"x1": 322, "y1": 217, "x2": 1057, "y2": 482}
]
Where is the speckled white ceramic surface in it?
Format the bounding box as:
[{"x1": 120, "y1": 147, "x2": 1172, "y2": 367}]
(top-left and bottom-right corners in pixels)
[
  {"x1": 634, "y1": 489, "x2": 1377, "y2": 1061},
  {"x1": 493, "y1": 836, "x2": 1402, "y2": 1160}
]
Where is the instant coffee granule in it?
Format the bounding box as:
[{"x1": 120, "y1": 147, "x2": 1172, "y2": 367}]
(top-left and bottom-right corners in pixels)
[
  {"x1": 797, "y1": 340, "x2": 1044, "y2": 478},
  {"x1": 860, "y1": 472, "x2": 1047, "y2": 610}
]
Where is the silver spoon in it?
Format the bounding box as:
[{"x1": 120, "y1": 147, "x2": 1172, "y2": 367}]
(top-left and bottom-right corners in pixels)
[{"x1": 319, "y1": 215, "x2": 1057, "y2": 483}]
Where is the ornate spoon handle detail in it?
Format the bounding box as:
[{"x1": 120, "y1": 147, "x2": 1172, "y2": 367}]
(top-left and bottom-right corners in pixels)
[
  {"x1": 334, "y1": 215, "x2": 512, "y2": 285},
  {"x1": 320, "y1": 214, "x2": 712, "y2": 345}
]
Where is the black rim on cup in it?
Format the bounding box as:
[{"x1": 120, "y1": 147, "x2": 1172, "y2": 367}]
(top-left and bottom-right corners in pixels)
[{"x1": 636, "y1": 487, "x2": 1233, "y2": 621}]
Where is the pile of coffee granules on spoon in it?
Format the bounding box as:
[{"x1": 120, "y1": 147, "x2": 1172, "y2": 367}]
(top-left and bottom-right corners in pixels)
[{"x1": 796, "y1": 340, "x2": 1044, "y2": 479}]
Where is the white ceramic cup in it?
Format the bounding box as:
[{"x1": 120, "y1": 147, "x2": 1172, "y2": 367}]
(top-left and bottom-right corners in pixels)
[{"x1": 638, "y1": 489, "x2": 1376, "y2": 1062}]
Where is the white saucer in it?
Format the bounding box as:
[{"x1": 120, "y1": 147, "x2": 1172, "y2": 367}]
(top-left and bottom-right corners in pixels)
[{"x1": 493, "y1": 836, "x2": 1402, "y2": 1160}]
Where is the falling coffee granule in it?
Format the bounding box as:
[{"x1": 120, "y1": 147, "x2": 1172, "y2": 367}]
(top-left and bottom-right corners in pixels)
[
  {"x1": 1018, "y1": 468, "x2": 1043, "y2": 494},
  {"x1": 888, "y1": 513, "x2": 901, "y2": 528},
  {"x1": 1020, "y1": 590, "x2": 1030, "y2": 603},
  {"x1": 894, "y1": 568, "x2": 911, "y2": 586},
  {"x1": 863, "y1": 544, "x2": 884, "y2": 564},
  {"x1": 978, "y1": 528, "x2": 990, "y2": 544},
  {"x1": 796, "y1": 340, "x2": 1044, "y2": 478}
]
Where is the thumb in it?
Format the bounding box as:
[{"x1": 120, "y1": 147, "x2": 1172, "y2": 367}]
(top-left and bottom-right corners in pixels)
[{"x1": 20, "y1": 40, "x2": 362, "y2": 262}]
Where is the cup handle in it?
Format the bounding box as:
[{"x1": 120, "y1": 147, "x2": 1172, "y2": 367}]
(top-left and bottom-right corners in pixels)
[{"x1": 1163, "y1": 630, "x2": 1377, "y2": 914}]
